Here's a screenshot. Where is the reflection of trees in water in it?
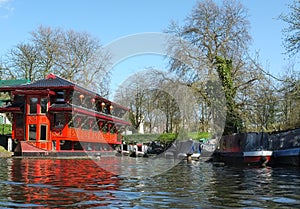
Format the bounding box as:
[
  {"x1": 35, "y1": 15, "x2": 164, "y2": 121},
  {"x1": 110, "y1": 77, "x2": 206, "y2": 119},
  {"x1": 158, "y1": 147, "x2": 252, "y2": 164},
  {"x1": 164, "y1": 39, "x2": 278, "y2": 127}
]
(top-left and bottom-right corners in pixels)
[
  {"x1": 0, "y1": 159, "x2": 11, "y2": 198},
  {"x1": 9, "y1": 158, "x2": 119, "y2": 207},
  {"x1": 207, "y1": 166, "x2": 299, "y2": 207}
]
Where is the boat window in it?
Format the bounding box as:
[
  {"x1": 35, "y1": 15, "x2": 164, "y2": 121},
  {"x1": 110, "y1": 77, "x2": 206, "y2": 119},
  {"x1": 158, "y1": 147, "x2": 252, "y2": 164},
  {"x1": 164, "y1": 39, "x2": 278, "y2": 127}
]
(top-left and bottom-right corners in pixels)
[
  {"x1": 15, "y1": 114, "x2": 24, "y2": 128},
  {"x1": 54, "y1": 113, "x2": 65, "y2": 129},
  {"x1": 40, "y1": 125, "x2": 47, "y2": 140},
  {"x1": 74, "y1": 142, "x2": 83, "y2": 150},
  {"x1": 102, "y1": 123, "x2": 108, "y2": 133},
  {"x1": 15, "y1": 95, "x2": 25, "y2": 112},
  {"x1": 15, "y1": 95, "x2": 25, "y2": 103},
  {"x1": 29, "y1": 124, "x2": 37, "y2": 140},
  {"x1": 40, "y1": 97, "x2": 48, "y2": 114},
  {"x1": 110, "y1": 126, "x2": 116, "y2": 134},
  {"x1": 29, "y1": 97, "x2": 38, "y2": 114},
  {"x1": 56, "y1": 91, "x2": 65, "y2": 103}
]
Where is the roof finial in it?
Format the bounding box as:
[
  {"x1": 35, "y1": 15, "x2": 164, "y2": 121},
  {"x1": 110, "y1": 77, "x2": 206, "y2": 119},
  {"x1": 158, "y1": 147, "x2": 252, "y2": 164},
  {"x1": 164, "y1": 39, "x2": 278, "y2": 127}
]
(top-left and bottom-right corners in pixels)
[{"x1": 46, "y1": 73, "x2": 56, "y2": 79}]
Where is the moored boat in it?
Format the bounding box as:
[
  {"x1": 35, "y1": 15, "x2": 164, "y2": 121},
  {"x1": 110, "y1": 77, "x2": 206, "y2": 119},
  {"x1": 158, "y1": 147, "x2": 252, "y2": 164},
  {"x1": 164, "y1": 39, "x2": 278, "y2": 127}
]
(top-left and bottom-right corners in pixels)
[
  {"x1": 269, "y1": 128, "x2": 300, "y2": 167},
  {"x1": 213, "y1": 132, "x2": 272, "y2": 166},
  {"x1": 0, "y1": 74, "x2": 130, "y2": 157}
]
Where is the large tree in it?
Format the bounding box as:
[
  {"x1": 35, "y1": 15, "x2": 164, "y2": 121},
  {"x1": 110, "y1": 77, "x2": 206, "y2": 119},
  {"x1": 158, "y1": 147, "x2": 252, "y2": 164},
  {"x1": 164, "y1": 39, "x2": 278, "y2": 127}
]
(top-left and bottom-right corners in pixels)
[
  {"x1": 278, "y1": 69, "x2": 300, "y2": 130},
  {"x1": 280, "y1": 0, "x2": 300, "y2": 56},
  {"x1": 2, "y1": 25, "x2": 111, "y2": 96},
  {"x1": 166, "y1": 0, "x2": 265, "y2": 135},
  {"x1": 279, "y1": 0, "x2": 300, "y2": 129}
]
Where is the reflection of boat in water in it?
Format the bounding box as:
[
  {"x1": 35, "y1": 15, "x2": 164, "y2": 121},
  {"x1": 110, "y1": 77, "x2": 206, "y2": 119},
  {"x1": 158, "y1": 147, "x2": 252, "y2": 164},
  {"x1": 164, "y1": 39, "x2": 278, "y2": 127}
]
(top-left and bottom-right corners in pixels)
[
  {"x1": 0, "y1": 74, "x2": 130, "y2": 157},
  {"x1": 9, "y1": 158, "x2": 119, "y2": 207},
  {"x1": 121, "y1": 142, "x2": 149, "y2": 157},
  {"x1": 213, "y1": 132, "x2": 272, "y2": 166},
  {"x1": 269, "y1": 128, "x2": 300, "y2": 167}
]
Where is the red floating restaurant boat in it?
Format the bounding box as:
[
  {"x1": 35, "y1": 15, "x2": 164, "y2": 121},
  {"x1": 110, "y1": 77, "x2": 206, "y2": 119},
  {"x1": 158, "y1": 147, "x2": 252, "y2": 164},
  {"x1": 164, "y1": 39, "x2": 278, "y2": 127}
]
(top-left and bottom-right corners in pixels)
[{"x1": 0, "y1": 74, "x2": 130, "y2": 157}]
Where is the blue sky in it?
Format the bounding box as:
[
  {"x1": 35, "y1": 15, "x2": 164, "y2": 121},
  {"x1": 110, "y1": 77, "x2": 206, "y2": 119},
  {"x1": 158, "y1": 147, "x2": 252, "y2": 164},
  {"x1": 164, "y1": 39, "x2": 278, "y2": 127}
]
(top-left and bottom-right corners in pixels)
[{"x1": 0, "y1": 0, "x2": 297, "y2": 98}]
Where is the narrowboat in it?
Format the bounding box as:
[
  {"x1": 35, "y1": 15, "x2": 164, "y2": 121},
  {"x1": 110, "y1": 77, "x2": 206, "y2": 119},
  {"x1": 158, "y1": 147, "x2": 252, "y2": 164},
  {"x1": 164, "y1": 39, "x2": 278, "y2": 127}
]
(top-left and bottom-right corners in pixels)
[
  {"x1": 164, "y1": 139, "x2": 213, "y2": 161},
  {"x1": 213, "y1": 132, "x2": 272, "y2": 166},
  {"x1": 269, "y1": 128, "x2": 300, "y2": 167},
  {"x1": 0, "y1": 74, "x2": 130, "y2": 157}
]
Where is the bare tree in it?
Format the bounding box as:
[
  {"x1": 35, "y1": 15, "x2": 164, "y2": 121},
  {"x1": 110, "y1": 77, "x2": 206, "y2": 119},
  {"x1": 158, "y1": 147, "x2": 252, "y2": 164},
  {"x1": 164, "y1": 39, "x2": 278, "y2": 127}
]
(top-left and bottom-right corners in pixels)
[
  {"x1": 114, "y1": 69, "x2": 191, "y2": 134},
  {"x1": 277, "y1": 69, "x2": 300, "y2": 130},
  {"x1": 166, "y1": 0, "x2": 266, "y2": 134},
  {"x1": 3, "y1": 43, "x2": 39, "y2": 81},
  {"x1": 280, "y1": 0, "x2": 300, "y2": 56},
  {"x1": 2, "y1": 25, "x2": 111, "y2": 96},
  {"x1": 113, "y1": 71, "x2": 149, "y2": 133}
]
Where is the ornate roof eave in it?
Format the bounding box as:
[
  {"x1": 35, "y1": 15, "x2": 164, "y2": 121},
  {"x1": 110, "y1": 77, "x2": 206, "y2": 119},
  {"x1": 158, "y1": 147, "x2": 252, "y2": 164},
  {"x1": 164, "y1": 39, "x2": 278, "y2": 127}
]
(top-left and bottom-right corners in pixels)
[
  {"x1": 11, "y1": 89, "x2": 57, "y2": 95},
  {"x1": 0, "y1": 107, "x2": 22, "y2": 113}
]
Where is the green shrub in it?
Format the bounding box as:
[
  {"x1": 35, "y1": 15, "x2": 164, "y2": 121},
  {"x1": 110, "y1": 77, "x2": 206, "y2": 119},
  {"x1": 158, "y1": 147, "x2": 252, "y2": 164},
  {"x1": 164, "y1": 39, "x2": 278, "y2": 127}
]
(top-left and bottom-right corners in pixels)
[{"x1": 0, "y1": 124, "x2": 12, "y2": 135}]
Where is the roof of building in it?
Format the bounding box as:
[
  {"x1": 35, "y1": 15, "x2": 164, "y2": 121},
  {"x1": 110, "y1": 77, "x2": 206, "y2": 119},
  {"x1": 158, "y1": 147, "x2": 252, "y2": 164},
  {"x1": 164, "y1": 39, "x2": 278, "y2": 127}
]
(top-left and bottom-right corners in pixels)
[
  {"x1": 0, "y1": 74, "x2": 91, "y2": 93},
  {"x1": 0, "y1": 79, "x2": 30, "y2": 87},
  {"x1": 0, "y1": 74, "x2": 130, "y2": 111},
  {"x1": 21, "y1": 74, "x2": 74, "y2": 88},
  {"x1": 1, "y1": 74, "x2": 74, "y2": 89}
]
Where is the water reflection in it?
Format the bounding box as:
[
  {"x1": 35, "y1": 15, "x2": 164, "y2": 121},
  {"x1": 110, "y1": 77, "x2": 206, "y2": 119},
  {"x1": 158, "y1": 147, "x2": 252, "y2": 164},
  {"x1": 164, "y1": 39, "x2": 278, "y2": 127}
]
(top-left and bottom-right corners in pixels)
[
  {"x1": 93, "y1": 156, "x2": 181, "y2": 178},
  {"x1": 0, "y1": 158, "x2": 299, "y2": 208},
  {"x1": 207, "y1": 166, "x2": 300, "y2": 208},
  {"x1": 2, "y1": 158, "x2": 119, "y2": 208}
]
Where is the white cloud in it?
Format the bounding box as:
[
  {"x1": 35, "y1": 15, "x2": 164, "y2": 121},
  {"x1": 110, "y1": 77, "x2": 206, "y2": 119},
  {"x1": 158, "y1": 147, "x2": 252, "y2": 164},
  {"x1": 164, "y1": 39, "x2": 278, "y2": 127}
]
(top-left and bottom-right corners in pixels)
[
  {"x1": 0, "y1": 0, "x2": 13, "y2": 18},
  {"x1": 0, "y1": 0, "x2": 11, "y2": 6}
]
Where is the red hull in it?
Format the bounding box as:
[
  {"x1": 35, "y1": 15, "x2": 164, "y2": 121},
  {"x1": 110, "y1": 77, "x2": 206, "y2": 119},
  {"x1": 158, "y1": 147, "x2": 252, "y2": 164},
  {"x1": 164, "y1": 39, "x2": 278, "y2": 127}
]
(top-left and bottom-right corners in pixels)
[{"x1": 244, "y1": 156, "x2": 271, "y2": 164}]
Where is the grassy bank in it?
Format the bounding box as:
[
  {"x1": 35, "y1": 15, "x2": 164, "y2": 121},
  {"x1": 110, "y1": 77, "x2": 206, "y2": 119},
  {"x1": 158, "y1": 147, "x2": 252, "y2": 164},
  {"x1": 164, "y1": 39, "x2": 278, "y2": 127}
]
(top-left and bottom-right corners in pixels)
[
  {"x1": 123, "y1": 132, "x2": 210, "y2": 144},
  {"x1": 0, "y1": 146, "x2": 12, "y2": 158}
]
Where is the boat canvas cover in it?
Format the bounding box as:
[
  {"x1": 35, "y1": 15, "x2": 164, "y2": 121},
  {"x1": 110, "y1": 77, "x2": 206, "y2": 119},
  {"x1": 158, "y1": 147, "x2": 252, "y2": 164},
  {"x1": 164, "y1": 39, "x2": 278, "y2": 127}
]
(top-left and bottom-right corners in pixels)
[
  {"x1": 270, "y1": 128, "x2": 300, "y2": 150},
  {"x1": 244, "y1": 132, "x2": 270, "y2": 152}
]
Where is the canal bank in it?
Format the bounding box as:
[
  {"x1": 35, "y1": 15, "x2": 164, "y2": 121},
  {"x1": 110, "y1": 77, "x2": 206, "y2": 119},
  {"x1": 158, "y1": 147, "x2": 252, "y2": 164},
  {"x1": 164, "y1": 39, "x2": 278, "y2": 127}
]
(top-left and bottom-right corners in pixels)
[{"x1": 0, "y1": 146, "x2": 12, "y2": 158}]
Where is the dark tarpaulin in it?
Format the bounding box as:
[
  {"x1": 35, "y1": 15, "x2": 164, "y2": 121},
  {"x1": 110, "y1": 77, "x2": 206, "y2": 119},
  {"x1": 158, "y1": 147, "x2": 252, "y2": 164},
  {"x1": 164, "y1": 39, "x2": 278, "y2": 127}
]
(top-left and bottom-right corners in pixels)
[{"x1": 270, "y1": 128, "x2": 300, "y2": 150}]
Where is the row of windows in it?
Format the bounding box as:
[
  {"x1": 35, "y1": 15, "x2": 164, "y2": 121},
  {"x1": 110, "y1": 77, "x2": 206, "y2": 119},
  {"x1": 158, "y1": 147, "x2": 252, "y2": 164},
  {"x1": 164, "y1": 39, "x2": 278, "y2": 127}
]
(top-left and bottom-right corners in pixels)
[
  {"x1": 28, "y1": 95, "x2": 126, "y2": 119},
  {"x1": 53, "y1": 113, "x2": 119, "y2": 133},
  {"x1": 29, "y1": 97, "x2": 48, "y2": 114}
]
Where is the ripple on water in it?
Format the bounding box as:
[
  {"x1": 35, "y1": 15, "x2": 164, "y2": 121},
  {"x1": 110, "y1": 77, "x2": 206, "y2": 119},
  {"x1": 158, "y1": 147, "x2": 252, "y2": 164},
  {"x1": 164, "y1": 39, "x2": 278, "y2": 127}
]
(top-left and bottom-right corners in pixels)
[{"x1": 0, "y1": 158, "x2": 299, "y2": 208}]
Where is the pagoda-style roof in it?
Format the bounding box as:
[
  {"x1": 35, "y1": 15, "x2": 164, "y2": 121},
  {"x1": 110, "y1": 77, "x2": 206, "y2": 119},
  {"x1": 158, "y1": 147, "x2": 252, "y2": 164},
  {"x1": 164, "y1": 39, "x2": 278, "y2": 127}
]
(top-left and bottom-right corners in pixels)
[
  {"x1": 20, "y1": 74, "x2": 74, "y2": 89},
  {"x1": 0, "y1": 74, "x2": 76, "y2": 91},
  {"x1": 0, "y1": 74, "x2": 129, "y2": 112}
]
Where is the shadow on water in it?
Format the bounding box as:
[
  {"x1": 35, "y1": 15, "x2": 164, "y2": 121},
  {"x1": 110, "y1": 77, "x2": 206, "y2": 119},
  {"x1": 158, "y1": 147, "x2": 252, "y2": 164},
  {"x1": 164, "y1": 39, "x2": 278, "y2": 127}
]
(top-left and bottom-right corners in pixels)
[{"x1": 0, "y1": 157, "x2": 299, "y2": 208}]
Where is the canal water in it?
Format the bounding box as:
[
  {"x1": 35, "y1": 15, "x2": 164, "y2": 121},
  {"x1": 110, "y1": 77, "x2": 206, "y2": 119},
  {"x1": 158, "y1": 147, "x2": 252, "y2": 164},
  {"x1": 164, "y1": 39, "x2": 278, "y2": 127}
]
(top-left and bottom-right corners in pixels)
[{"x1": 0, "y1": 157, "x2": 299, "y2": 208}]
